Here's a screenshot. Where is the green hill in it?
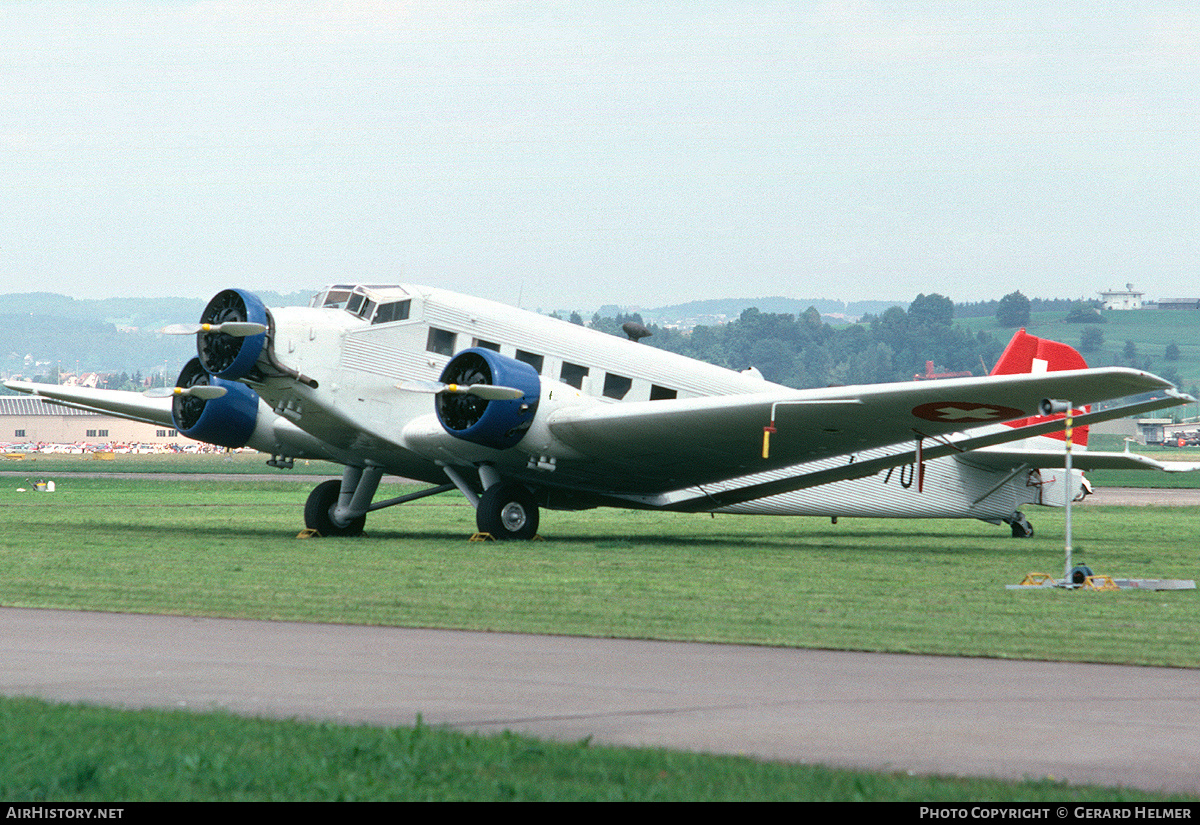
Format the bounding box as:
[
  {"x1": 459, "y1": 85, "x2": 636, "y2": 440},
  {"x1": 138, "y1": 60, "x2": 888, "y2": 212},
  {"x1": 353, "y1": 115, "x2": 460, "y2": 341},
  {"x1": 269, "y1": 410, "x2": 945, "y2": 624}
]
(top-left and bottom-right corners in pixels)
[{"x1": 954, "y1": 308, "x2": 1200, "y2": 397}]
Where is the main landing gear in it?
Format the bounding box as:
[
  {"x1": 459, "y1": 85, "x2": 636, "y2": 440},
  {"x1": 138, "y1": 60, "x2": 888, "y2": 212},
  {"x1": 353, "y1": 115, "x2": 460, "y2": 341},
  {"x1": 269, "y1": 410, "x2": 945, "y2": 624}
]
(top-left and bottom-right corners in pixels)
[
  {"x1": 302, "y1": 464, "x2": 541, "y2": 540},
  {"x1": 303, "y1": 466, "x2": 381, "y2": 537},
  {"x1": 442, "y1": 464, "x2": 541, "y2": 540},
  {"x1": 303, "y1": 465, "x2": 455, "y2": 537},
  {"x1": 475, "y1": 482, "x2": 540, "y2": 540}
]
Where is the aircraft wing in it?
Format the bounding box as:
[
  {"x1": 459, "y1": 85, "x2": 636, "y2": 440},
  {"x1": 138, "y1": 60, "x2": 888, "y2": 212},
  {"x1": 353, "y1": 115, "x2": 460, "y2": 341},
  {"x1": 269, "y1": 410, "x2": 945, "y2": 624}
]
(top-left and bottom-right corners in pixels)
[
  {"x1": 3, "y1": 381, "x2": 175, "y2": 428},
  {"x1": 545, "y1": 366, "x2": 1179, "y2": 492},
  {"x1": 648, "y1": 391, "x2": 1193, "y2": 511},
  {"x1": 4, "y1": 378, "x2": 352, "y2": 464}
]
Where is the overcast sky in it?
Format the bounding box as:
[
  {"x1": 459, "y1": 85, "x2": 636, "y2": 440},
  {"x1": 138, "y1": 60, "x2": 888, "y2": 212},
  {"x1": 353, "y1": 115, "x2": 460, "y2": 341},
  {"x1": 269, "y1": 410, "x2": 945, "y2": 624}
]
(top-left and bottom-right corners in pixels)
[{"x1": 3, "y1": 1, "x2": 1198, "y2": 311}]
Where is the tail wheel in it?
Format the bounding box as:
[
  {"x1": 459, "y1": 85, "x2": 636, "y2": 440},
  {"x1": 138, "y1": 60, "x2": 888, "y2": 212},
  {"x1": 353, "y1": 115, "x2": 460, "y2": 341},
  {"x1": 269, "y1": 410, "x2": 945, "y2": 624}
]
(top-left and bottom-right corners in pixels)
[
  {"x1": 304, "y1": 479, "x2": 366, "y2": 537},
  {"x1": 1009, "y1": 512, "x2": 1034, "y2": 538},
  {"x1": 476, "y1": 482, "x2": 539, "y2": 540}
]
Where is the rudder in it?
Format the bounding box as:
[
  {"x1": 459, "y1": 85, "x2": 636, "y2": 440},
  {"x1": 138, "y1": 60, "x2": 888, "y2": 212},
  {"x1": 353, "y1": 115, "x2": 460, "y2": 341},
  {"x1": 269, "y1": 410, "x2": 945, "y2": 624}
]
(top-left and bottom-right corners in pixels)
[{"x1": 990, "y1": 328, "x2": 1089, "y2": 446}]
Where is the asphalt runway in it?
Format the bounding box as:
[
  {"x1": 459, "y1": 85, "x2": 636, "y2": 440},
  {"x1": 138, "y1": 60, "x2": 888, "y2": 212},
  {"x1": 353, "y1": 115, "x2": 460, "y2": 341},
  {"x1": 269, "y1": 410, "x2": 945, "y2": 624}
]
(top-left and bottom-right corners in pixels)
[
  {"x1": 4, "y1": 606, "x2": 1199, "y2": 795},
  {"x1": 1083, "y1": 486, "x2": 1200, "y2": 507}
]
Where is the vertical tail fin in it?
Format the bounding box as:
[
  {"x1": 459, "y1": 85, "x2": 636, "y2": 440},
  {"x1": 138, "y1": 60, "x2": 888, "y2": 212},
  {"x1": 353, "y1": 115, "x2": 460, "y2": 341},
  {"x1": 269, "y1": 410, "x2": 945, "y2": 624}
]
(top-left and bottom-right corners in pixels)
[{"x1": 990, "y1": 328, "x2": 1089, "y2": 446}]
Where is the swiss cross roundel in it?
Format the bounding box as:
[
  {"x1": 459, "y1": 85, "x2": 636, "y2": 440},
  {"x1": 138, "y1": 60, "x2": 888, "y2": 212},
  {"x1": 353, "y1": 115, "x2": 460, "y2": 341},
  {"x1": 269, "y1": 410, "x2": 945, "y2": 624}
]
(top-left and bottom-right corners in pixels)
[{"x1": 910, "y1": 401, "x2": 1026, "y2": 423}]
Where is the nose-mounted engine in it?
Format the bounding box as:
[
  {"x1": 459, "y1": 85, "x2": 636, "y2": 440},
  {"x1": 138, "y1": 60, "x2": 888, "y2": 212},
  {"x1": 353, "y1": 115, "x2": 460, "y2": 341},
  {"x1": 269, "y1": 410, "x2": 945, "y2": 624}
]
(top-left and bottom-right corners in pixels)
[
  {"x1": 435, "y1": 348, "x2": 540, "y2": 449},
  {"x1": 196, "y1": 289, "x2": 271, "y2": 380},
  {"x1": 164, "y1": 288, "x2": 273, "y2": 448}
]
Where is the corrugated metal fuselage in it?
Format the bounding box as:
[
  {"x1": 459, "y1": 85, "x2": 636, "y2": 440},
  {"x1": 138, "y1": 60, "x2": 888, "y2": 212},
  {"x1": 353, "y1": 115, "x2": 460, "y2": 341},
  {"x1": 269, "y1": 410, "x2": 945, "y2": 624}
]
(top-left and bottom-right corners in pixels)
[{"x1": 256, "y1": 284, "x2": 1062, "y2": 523}]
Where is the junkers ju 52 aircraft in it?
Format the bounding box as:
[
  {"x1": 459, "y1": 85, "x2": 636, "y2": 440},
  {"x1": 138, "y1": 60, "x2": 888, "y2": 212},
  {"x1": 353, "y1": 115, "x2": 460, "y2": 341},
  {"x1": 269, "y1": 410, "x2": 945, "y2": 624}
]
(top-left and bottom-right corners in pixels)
[{"x1": 6, "y1": 284, "x2": 1196, "y2": 539}]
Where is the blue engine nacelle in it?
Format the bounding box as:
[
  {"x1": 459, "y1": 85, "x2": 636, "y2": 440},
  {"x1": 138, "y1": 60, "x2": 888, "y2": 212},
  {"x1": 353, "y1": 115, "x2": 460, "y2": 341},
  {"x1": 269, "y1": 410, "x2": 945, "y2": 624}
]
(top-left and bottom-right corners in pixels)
[
  {"x1": 171, "y1": 358, "x2": 260, "y2": 448},
  {"x1": 196, "y1": 289, "x2": 270, "y2": 380},
  {"x1": 435, "y1": 348, "x2": 540, "y2": 450}
]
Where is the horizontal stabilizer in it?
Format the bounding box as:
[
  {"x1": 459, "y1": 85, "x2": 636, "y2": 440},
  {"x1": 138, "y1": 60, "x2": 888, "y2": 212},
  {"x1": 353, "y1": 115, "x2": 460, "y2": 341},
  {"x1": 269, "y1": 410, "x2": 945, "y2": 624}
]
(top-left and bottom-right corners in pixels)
[{"x1": 958, "y1": 447, "x2": 1200, "y2": 473}]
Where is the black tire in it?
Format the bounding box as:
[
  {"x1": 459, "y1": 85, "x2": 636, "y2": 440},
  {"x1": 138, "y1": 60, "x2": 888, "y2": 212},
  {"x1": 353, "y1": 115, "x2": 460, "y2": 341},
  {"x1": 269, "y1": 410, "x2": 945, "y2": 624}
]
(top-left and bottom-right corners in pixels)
[
  {"x1": 1070, "y1": 565, "x2": 1094, "y2": 585},
  {"x1": 1010, "y1": 515, "x2": 1034, "y2": 538},
  {"x1": 304, "y1": 479, "x2": 366, "y2": 537},
  {"x1": 476, "y1": 482, "x2": 539, "y2": 540}
]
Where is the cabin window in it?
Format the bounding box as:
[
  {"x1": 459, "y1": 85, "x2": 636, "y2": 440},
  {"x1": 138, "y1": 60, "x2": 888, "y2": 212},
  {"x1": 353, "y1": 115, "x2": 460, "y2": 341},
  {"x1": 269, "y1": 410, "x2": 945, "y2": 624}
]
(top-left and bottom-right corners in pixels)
[
  {"x1": 473, "y1": 339, "x2": 501, "y2": 351},
  {"x1": 346, "y1": 293, "x2": 365, "y2": 315},
  {"x1": 359, "y1": 299, "x2": 376, "y2": 320},
  {"x1": 426, "y1": 328, "x2": 457, "y2": 356},
  {"x1": 14, "y1": 430, "x2": 25, "y2": 438},
  {"x1": 516, "y1": 350, "x2": 544, "y2": 374},
  {"x1": 650, "y1": 385, "x2": 677, "y2": 400},
  {"x1": 372, "y1": 300, "x2": 411, "y2": 325},
  {"x1": 603, "y1": 373, "x2": 632, "y2": 400},
  {"x1": 156, "y1": 429, "x2": 178, "y2": 437},
  {"x1": 560, "y1": 362, "x2": 589, "y2": 389}
]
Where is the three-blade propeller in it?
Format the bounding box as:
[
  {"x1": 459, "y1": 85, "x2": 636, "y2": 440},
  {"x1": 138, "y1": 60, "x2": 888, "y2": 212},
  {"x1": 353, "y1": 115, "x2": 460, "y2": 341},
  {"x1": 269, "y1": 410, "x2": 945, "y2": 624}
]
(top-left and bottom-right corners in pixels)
[
  {"x1": 398, "y1": 381, "x2": 525, "y2": 400},
  {"x1": 160, "y1": 322, "x2": 267, "y2": 337},
  {"x1": 144, "y1": 385, "x2": 229, "y2": 400}
]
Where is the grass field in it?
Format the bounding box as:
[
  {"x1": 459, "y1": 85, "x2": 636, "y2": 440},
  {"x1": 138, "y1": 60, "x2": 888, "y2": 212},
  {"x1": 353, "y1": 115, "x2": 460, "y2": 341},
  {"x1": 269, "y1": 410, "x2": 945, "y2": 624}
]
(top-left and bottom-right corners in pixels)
[
  {"x1": 3, "y1": 473, "x2": 1198, "y2": 664},
  {"x1": 3, "y1": 465, "x2": 1199, "y2": 801}
]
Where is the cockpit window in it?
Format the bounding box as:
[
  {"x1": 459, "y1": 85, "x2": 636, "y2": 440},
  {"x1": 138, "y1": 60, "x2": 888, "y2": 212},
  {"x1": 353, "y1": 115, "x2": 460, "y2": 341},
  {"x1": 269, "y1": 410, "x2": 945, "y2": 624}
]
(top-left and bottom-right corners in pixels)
[
  {"x1": 315, "y1": 284, "x2": 412, "y2": 320},
  {"x1": 321, "y1": 290, "x2": 352, "y2": 309}
]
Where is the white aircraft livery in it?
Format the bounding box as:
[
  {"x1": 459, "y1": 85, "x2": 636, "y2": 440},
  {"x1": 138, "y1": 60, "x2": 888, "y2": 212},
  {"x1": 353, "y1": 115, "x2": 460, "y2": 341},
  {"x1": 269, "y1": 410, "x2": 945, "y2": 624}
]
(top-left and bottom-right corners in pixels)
[{"x1": 6, "y1": 284, "x2": 1197, "y2": 539}]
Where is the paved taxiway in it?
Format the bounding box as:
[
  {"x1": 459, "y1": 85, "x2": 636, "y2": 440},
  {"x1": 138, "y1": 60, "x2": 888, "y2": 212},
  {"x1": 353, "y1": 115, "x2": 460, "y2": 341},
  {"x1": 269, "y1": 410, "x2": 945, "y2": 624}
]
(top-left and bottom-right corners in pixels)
[{"x1": 4, "y1": 606, "x2": 1199, "y2": 794}]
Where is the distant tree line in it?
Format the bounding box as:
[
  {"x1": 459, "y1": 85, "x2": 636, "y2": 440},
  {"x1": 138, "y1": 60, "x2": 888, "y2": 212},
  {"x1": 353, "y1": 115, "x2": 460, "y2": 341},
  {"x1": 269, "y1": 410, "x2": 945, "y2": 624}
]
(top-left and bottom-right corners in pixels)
[
  {"x1": 954, "y1": 295, "x2": 1101, "y2": 319},
  {"x1": 583, "y1": 293, "x2": 1006, "y2": 389}
]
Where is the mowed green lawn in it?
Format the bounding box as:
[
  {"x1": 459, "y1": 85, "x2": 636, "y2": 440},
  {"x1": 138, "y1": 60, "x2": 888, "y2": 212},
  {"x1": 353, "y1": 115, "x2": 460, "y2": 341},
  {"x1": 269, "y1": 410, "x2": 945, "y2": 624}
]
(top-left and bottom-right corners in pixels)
[
  {"x1": 4, "y1": 471, "x2": 1199, "y2": 801},
  {"x1": 3, "y1": 474, "x2": 1198, "y2": 667}
]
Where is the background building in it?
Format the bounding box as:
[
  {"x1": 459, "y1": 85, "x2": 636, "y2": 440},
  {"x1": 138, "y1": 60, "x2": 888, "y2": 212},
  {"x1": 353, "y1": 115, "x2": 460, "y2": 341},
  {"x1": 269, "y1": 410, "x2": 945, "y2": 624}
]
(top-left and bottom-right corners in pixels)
[
  {"x1": 1099, "y1": 284, "x2": 1144, "y2": 310},
  {"x1": 0, "y1": 396, "x2": 179, "y2": 448}
]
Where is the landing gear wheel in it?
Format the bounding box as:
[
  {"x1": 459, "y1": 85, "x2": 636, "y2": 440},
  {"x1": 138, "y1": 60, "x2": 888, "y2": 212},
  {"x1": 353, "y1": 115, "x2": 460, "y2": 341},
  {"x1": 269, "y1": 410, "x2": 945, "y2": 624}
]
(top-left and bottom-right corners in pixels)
[
  {"x1": 476, "y1": 482, "x2": 539, "y2": 540},
  {"x1": 304, "y1": 479, "x2": 366, "y2": 537},
  {"x1": 1009, "y1": 512, "x2": 1034, "y2": 538}
]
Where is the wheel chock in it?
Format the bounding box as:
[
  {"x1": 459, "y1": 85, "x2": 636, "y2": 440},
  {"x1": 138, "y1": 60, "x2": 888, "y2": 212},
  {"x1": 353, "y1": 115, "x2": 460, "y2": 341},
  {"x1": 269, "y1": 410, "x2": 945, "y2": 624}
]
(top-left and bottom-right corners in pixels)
[
  {"x1": 468, "y1": 532, "x2": 546, "y2": 541},
  {"x1": 1018, "y1": 572, "x2": 1056, "y2": 586},
  {"x1": 296, "y1": 528, "x2": 322, "y2": 539},
  {"x1": 1082, "y1": 575, "x2": 1118, "y2": 591}
]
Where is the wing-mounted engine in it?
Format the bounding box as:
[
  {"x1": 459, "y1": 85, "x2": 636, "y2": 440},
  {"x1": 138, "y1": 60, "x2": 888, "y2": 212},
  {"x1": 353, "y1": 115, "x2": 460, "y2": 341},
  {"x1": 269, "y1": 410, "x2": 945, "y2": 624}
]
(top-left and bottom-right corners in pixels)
[
  {"x1": 435, "y1": 348, "x2": 540, "y2": 449},
  {"x1": 196, "y1": 289, "x2": 271, "y2": 380},
  {"x1": 171, "y1": 357, "x2": 260, "y2": 448}
]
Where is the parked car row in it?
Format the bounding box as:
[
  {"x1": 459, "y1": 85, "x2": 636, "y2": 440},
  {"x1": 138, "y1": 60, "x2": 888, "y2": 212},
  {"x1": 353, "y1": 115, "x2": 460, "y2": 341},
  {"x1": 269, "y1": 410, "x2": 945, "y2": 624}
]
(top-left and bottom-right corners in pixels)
[{"x1": 1, "y1": 442, "x2": 246, "y2": 455}]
